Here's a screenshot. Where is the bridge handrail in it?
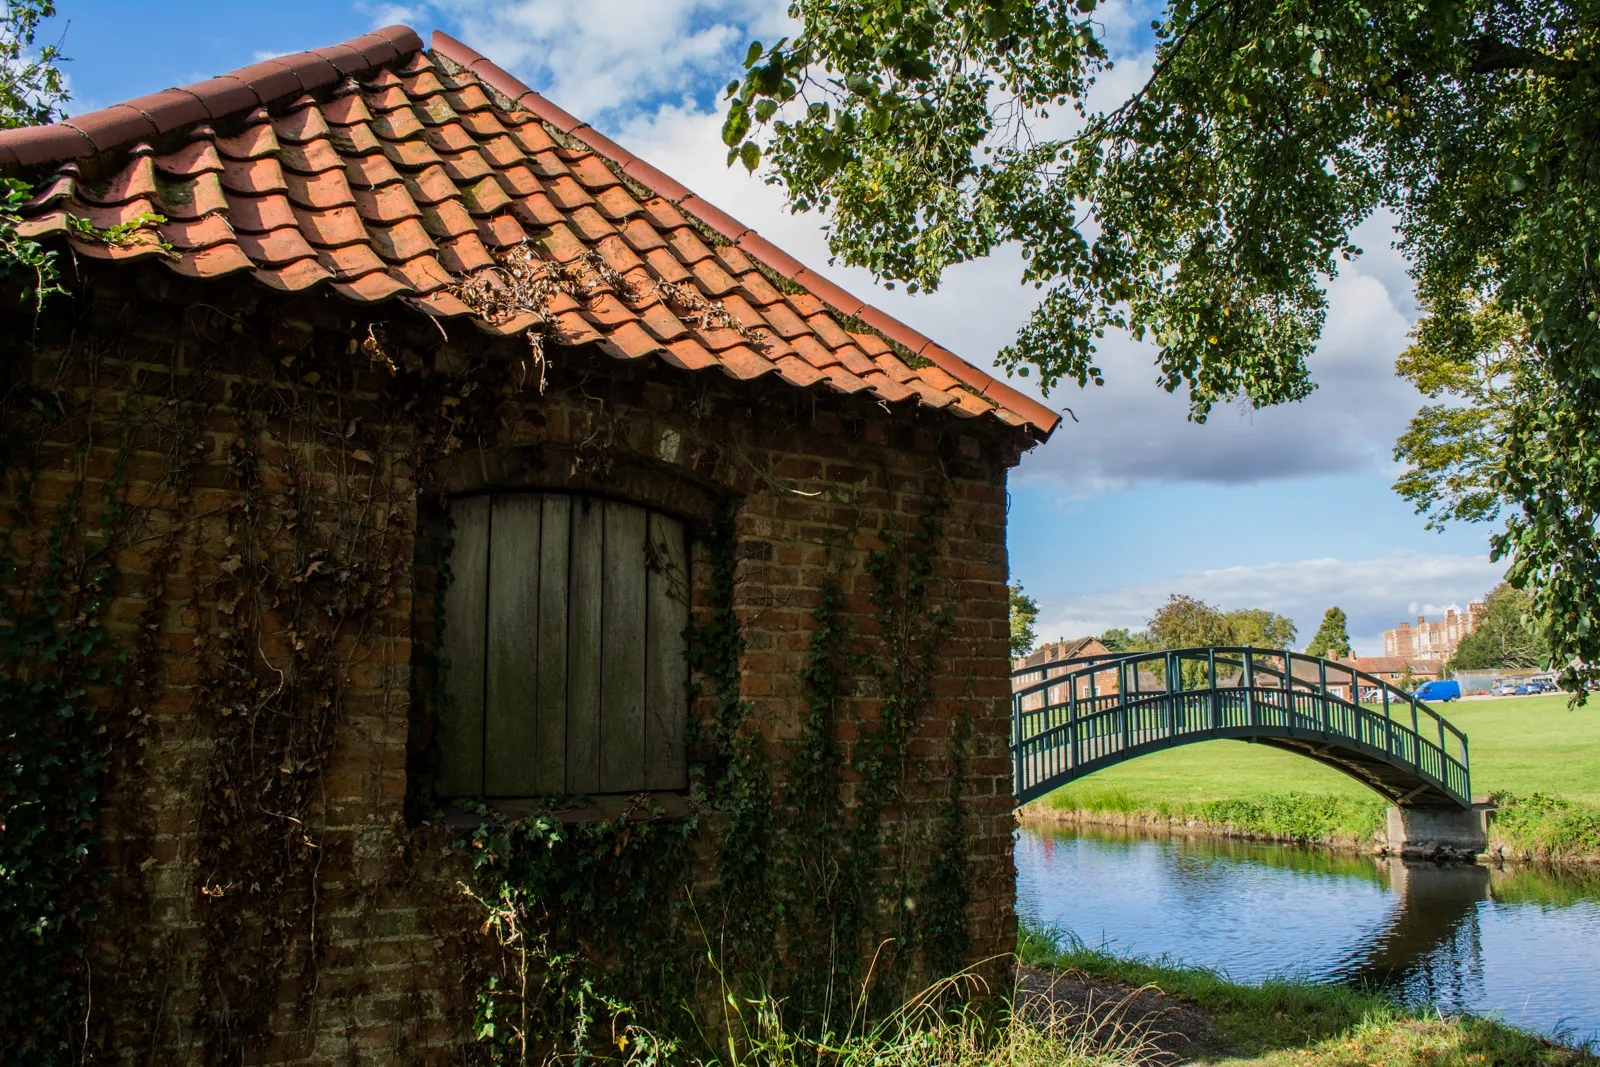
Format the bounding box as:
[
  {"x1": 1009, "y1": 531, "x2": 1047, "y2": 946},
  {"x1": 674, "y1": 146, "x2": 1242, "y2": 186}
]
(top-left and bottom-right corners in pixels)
[{"x1": 1011, "y1": 646, "x2": 1469, "y2": 776}]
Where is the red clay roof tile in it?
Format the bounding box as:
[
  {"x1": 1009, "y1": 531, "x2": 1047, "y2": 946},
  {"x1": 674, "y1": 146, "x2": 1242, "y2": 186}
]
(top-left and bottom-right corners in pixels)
[
  {"x1": 643, "y1": 247, "x2": 691, "y2": 284},
  {"x1": 383, "y1": 137, "x2": 444, "y2": 170},
  {"x1": 352, "y1": 183, "x2": 423, "y2": 223},
  {"x1": 166, "y1": 173, "x2": 230, "y2": 219},
  {"x1": 125, "y1": 89, "x2": 211, "y2": 133},
  {"x1": 160, "y1": 214, "x2": 234, "y2": 252},
  {"x1": 220, "y1": 156, "x2": 288, "y2": 196},
  {"x1": 603, "y1": 320, "x2": 666, "y2": 360},
  {"x1": 660, "y1": 338, "x2": 721, "y2": 372},
  {"x1": 0, "y1": 25, "x2": 1053, "y2": 439},
  {"x1": 64, "y1": 105, "x2": 159, "y2": 152},
  {"x1": 85, "y1": 152, "x2": 159, "y2": 202},
  {"x1": 831, "y1": 345, "x2": 878, "y2": 377},
  {"x1": 821, "y1": 366, "x2": 872, "y2": 394},
  {"x1": 773, "y1": 355, "x2": 827, "y2": 388},
  {"x1": 319, "y1": 241, "x2": 389, "y2": 279},
  {"x1": 295, "y1": 204, "x2": 371, "y2": 247},
  {"x1": 736, "y1": 271, "x2": 784, "y2": 308},
  {"x1": 154, "y1": 139, "x2": 223, "y2": 177},
  {"x1": 321, "y1": 92, "x2": 374, "y2": 127},
  {"x1": 230, "y1": 194, "x2": 298, "y2": 232},
  {"x1": 215, "y1": 123, "x2": 279, "y2": 160},
  {"x1": 272, "y1": 106, "x2": 333, "y2": 145},
  {"x1": 280, "y1": 139, "x2": 343, "y2": 175},
  {"x1": 475, "y1": 213, "x2": 525, "y2": 248},
  {"x1": 791, "y1": 334, "x2": 842, "y2": 370},
  {"x1": 170, "y1": 241, "x2": 255, "y2": 278},
  {"x1": 419, "y1": 199, "x2": 476, "y2": 239},
  {"x1": 236, "y1": 227, "x2": 320, "y2": 265},
  {"x1": 177, "y1": 76, "x2": 260, "y2": 122},
  {"x1": 863, "y1": 374, "x2": 916, "y2": 404},
  {"x1": 285, "y1": 168, "x2": 357, "y2": 209},
  {"x1": 391, "y1": 254, "x2": 454, "y2": 294}
]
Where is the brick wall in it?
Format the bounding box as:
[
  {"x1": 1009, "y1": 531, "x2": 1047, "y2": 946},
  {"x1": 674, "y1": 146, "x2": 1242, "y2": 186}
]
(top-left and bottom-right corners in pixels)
[{"x1": 3, "y1": 264, "x2": 1025, "y2": 1064}]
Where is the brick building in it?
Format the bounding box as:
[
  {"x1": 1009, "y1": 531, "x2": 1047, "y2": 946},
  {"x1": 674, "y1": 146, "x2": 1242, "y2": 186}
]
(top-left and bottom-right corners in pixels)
[
  {"x1": 0, "y1": 26, "x2": 1055, "y2": 1064},
  {"x1": 1383, "y1": 603, "x2": 1485, "y2": 663}
]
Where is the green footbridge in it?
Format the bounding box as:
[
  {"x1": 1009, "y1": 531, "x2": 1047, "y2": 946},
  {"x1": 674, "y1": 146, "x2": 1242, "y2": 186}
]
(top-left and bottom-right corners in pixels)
[{"x1": 1011, "y1": 647, "x2": 1471, "y2": 810}]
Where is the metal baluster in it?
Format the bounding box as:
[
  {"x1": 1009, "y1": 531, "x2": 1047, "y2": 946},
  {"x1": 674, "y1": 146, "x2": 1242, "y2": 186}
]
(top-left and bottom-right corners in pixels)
[
  {"x1": 1209, "y1": 648, "x2": 1220, "y2": 733},
  {"x1": 1244, "y1": 650, "x2": 1256, "y2": 726},
  {"x1": 1069, "y1": 673, "x2": 1079, "y2": 771},
  {"x1": 1014, "y1": 689, "x2": 1025, "y2": 799}
]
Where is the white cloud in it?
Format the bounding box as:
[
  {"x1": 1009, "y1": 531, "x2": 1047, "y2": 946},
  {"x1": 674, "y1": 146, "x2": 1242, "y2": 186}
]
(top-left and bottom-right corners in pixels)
[
  {"x1": 360, "y1": 3, "x2": 426, "y2": 27},
  {"x1": 417, "y1": 0, "x2": 790, "y2": 122},
  {"x1": 1031, "y1": 551, "x2": 1505, "y2": 656}
]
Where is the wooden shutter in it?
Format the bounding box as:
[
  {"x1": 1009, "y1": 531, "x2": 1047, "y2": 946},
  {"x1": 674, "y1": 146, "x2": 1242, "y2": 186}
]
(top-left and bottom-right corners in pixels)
[{"x1": 440, "y1": 493, "x2": 690, "y2": 797}]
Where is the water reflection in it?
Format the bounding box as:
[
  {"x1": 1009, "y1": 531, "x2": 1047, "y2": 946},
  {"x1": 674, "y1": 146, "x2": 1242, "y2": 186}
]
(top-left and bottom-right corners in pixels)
[{"x1": 1016, "y1": 823, "x2": 1600, "y2": 1041}]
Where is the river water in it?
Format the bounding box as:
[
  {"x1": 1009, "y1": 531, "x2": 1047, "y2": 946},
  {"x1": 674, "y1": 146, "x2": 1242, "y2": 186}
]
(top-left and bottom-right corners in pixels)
[{"x1": 1015, "y1": 823, "x2": 1600, "y2": 1043}]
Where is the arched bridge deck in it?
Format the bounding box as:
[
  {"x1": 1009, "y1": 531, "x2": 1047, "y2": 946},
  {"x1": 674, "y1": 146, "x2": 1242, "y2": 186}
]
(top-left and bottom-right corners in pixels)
[{"x1": 1011, "y1": 647, "x2": 1471, "y2": 809}]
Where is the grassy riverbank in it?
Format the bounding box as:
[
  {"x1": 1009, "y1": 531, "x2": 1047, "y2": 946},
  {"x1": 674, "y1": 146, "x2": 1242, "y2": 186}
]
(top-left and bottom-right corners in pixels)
[
  {"x1": 1026, "y1": 694, "x2": 1600, "y2": 859},
  {"x1": 1017, "y1": 921, "x2": 1596, "y2": 1065}
]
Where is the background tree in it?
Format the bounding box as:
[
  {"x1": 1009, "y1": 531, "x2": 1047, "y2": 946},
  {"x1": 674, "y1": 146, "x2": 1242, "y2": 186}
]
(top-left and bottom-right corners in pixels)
[
  {"x1": 1226, "y1": 607, "x2": 1298, "y2": 650},
  {"x1": 1396, "y1": 663, "x2": 1418, "y2": 692},
  {"x1": 1305, "y1": 607, "x2": 1353, "y2": 659},
  {"x1": 727, "y1": 0, "x2": 1600, "y2": 694},
  {"x1": 1099, "y1": 627, "x2": 1158, "y2": 654},
  {"x1": 1448, "y1": 583, "x2": 1547, "y2": 672},
  {"x1": 1144, "y1": 595, "x2": 1297, "y2": 649},
  {"x1": 1146, "y1": 594, "x2": 1232, "y2": 649},
  {"x1": 1008, "y1": 582, "x2": 1039, "y2": 659},
  {"x1": 1, "y1": 1, "x2": 65, "y2": 128}
]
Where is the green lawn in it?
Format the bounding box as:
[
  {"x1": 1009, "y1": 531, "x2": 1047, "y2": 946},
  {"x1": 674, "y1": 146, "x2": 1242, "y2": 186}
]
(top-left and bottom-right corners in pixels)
[{"x1": 1040, "y1": 693, "x2": 1600, "y2": 810}]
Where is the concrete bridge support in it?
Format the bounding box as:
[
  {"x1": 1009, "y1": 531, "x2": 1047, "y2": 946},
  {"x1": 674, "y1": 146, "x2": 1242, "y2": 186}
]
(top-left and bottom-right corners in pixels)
[{"x1": 1385, "y1": 798, "x2": 1494, "y2": 857}]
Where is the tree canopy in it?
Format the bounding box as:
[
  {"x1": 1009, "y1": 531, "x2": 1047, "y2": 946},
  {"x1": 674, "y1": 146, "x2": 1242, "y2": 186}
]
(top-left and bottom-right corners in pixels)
[
  {"x1": 0, "y1": 1, "x2": 64, "y2": 129},
  {"x1": 1305, "y1": 606, "x2": 1353, "y2": 659},
  {"x1": 727, "y1": 0, "x2": 1600, "y2": 690},
  {"x1": 1448, "y1": 583, "x2": 1547, "y2": 671},
  {"x1": 1008, "y1": 582, "x2": 1040, "y2": 658},
  {"x1": 1144, "y1": 594, "x2": 1296, "y2": 649}
]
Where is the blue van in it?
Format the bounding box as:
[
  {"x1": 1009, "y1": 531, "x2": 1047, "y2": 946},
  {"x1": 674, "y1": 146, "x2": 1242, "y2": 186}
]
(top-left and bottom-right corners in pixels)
[{"x1": 1414, "y1": 679, "x2": 1461, "y2": 702}]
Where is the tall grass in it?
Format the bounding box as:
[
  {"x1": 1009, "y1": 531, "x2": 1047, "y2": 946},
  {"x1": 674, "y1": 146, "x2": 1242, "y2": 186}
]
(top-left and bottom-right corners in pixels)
[
  {"x1": 1038, "y1": 787, "x2": 1387, "y2": 844},
  {"x1": 643, "y1": 967, "x2": 1155, "y2": 1067},
  {"x1": 1491, "y1": 793, "x2": 1600, "y2": 861},
  {"x1": 1038, "y1": 787, "x2": 1600, "y2": 859}
]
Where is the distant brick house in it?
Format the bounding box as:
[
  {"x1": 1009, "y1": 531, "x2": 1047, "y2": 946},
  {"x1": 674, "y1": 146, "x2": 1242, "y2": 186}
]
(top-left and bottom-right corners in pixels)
[
  {"x1": 1011, "y1": 637, "x2": 1145, "y2": 708},
  {"x1": 1383, "y1": 604, "x2": 1485, "y2": 663},
  {"x1": 1325, "y1": 656, "x2": 1440, "y2": 699},
  {"x1": 0, "y1": 25, "x2": 1056, "y2": 1063}
]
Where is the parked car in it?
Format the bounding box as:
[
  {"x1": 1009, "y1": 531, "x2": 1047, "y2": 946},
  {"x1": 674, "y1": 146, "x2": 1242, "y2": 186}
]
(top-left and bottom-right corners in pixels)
[
  {"x1": 1414, "y1": 679, "x2": 1461, "y2": 702},
  {"x1": 1515, "y1": 683, "x2": 1540, "y2": 695},
  {"x1": 1492, "y1": 680, "x2": 1520, "y2": 696}
]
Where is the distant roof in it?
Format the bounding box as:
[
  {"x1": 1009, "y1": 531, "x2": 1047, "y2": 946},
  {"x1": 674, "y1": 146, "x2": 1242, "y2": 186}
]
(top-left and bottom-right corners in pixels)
[
  {"x1": 1015, "y1": 637, "x2": 1105, "y2": 668},
  {"x1": 0, "y1": 27, "x2": 1058, "y2": 439},
  {"x1": 1339, "y1": 657, "x2": 1439, "y2": 674}
]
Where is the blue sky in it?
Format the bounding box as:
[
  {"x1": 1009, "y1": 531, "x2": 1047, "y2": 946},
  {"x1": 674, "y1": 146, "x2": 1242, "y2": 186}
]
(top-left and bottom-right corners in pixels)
[{"x1": 39, "y1": 0, "x2": 1504, "y2": 654}]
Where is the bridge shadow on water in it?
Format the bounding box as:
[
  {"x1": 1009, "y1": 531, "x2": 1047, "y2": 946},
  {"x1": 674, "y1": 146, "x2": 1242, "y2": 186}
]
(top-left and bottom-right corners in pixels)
[{"x1": 1331, "y1": 859, "x2": 1491, "y2": 1002}]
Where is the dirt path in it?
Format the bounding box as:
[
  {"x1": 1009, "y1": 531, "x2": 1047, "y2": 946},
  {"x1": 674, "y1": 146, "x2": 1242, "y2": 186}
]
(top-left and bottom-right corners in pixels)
[{"x1": 1015, "y1": 963, "x2": 1219, "y2": 1065}]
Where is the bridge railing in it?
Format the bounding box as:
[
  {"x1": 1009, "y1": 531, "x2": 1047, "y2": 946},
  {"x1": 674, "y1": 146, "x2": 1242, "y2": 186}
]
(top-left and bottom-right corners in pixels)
[{"x1": 1010, "y1": 646, "x2": 1471, "y2": 806}]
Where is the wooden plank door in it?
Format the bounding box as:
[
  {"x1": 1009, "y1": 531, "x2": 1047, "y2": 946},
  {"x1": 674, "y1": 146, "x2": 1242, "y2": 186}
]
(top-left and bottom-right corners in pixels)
[{"x1": 439, "y1": 495, "x2": 489, "y2": 796}]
